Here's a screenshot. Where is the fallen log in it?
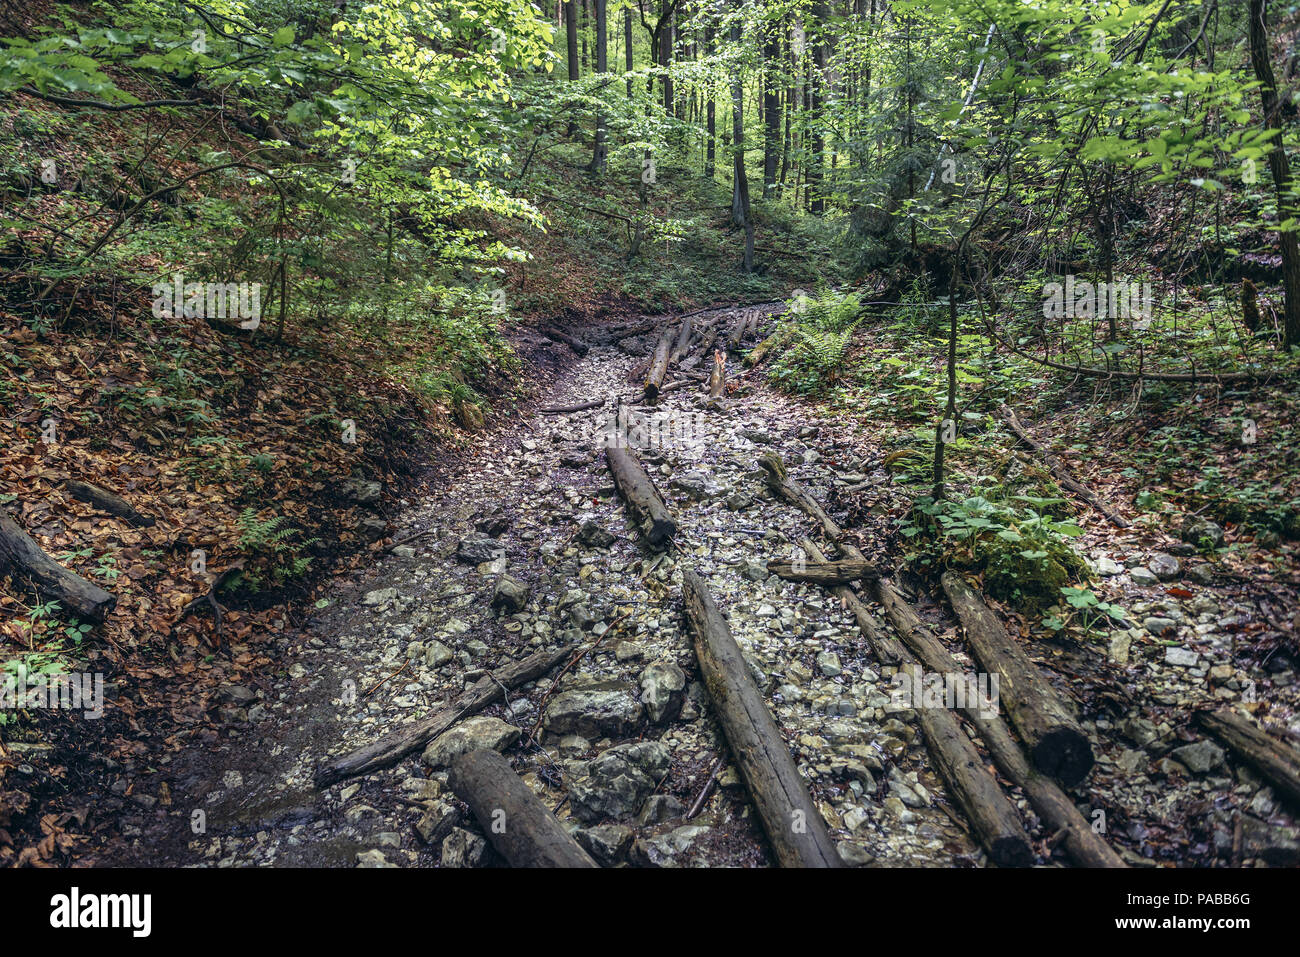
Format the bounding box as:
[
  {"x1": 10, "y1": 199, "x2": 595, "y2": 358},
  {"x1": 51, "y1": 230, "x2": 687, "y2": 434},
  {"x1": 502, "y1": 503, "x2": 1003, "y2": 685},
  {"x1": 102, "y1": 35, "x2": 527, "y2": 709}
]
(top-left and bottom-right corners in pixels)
[
  {"x1": 315, "y1": 644, "x2": 573, "y2": 787},
  {"x1": 541, "y1": 326, "x2": 589, "y2": 356},
  {"x1": 541, "y1": 399, "x2": 605, "y2": 414},
  {"x1": 670, "y1": 316, "x2": 693, "y2": 364},
  {"x1": 603, "y1": 446, "x2": 676, "y2": 548},
  {"x1": 755, "y1": 453, "x2": 1120, "y2": 866},
  {"x1": 0, "y1": 509, "x2": 115, "y2": 621},
  {"x1": 767, "y1": 556, "x2": 880, "y2": 585},
  {"x1": 798, "y1": 540, "x2": 1032, "y2": 867},
  {"x1": 448, "y1": 750, "x2": 598, "y2": 867},
  {"x1": 1196, "y1": 709, "x2": 1300, "y2": 809},
  {"x1": 870, "y1": 579, "x2": 1124, "y2": 868},
  {"x1": 726, "y1": 312, "x2": 749, "y2": 350},
  {"x1": 998, "y1": 405, "x2": 1129, "y2": 528},
  {"x1": 63, "y1": 479, "x2": 156, "y2": 527},
  {"x1": 706, "y1": 351, "x2": 726, "y2": 411},
  {"x1": 643, "y1": 325, "x2": 674, "y2": 403},
  {"x1": 681, "y1": 566, "x2": 842, "y2": 867},
  {"x1": 942, "y1": 571, "x2": 1094, "y2": 787},
  {"x1": 746, "y1": 324, "x2": 792, "y2": 368}
]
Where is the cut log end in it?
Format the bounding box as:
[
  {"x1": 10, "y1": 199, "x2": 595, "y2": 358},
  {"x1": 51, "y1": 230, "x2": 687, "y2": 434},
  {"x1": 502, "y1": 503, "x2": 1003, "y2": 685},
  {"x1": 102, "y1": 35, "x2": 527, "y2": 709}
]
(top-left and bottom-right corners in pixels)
[
  {"x1": 1031, "y1": 728, "x2": 1095, "y2": 787},
  {"x1": 990, "y1": 834, "x2": 1036, "y2": 869}
]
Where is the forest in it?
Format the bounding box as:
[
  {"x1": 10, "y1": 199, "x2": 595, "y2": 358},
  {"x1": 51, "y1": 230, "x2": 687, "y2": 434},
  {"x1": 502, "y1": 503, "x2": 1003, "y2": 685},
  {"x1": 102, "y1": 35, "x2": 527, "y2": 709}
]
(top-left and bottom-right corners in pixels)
[{"x1": 0, "y1": 0, "x2": 1298, "y2": 895}]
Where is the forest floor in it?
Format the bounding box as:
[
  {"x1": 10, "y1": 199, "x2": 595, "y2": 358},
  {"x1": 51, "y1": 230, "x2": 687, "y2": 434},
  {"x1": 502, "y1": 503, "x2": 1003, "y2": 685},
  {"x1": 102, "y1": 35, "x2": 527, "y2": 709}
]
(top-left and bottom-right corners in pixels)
[{"x1": 54, "y1": 304, "x2": 1300, "y2": 869}]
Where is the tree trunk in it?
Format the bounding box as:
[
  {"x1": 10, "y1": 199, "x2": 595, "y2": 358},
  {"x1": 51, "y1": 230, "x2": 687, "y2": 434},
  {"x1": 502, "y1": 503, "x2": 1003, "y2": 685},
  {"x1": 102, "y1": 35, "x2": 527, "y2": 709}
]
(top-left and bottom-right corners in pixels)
[
  {"x1": 589, "y1": 0, "x2": 608, "y2": 171},
  {"x1": 0, "y1": 509, "x2": 116, "y2": 621},
  {"x1": 1248, "y1": 0, "x2": 1300, "y2": 348},
  {"x1": 604, "y1": 445, "x2": 677, "y2": 548},
  {"x1": 448, "y1": 750, "x2": 599, "y2": 867},
  {"x1": 730, "y1": 15, "x2": 755, "y2": 272},
  {"x1": 315, "y1": 645, "x2": 574, "y2": 786},
  {"x1": 942, "y1": 572, "x2": 1095, "y2": 786},
  {"x1": 762, "y1": 26, "x2": 782, "y2": 197},
  {"x1": 1197, "y1": 709, "x2": 1300, "y2": 809},
  {"x1": 681, "y1": 567, "x2": 843, "y2": 867}
]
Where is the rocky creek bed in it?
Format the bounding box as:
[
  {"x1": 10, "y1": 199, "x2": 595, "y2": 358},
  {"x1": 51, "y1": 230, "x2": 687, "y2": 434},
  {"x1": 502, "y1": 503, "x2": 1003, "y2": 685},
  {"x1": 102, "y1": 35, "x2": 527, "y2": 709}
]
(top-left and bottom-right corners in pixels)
[{"x1": 98, "y1": 313, "x2": 1300, "y2": 869}]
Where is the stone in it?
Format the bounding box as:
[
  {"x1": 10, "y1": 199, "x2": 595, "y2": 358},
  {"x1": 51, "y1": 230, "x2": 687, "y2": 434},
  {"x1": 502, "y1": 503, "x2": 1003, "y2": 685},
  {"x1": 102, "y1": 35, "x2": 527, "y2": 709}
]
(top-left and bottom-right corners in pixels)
[
  {"x1": 355, "y1": 849, "x2": 396, "y2": 868},
  {"x1": 1170, "y1": 740, "x2": 1225, "y2": 774},
  {"x1": 491, "y1": 574, "x2": 531, "y2": 613},
  {"x1": 1130, "y1": 567, "x2": 1159, "y2": 586},
  {"x1": 1094, "y1": 557, "x2": 1123, "y2": 576},
  {"x1": 421, "y1": 716, "x2": 521, "y2": 768},
  {"x1": 425, "y1": 641, "x2": 454, "y2": 667},
  {"x1": 1181, "y1": 516, "x2": 1225, "y2": 550},
  {"x1": 614, "y1": 641, "x2": 645, "y2": 662},
  {"x1": 456, "y1": 537, "x2": 503, "y2": 565},
  {"x1": 363, "y1": 587, "x2": 398, "y2": 607},
  {"x1": 1187, "y1": 564, "x2": 1215, "y2": 585},
  {"x1": 636, "y1": 794, "x2": 685, "y2": 825},
  {"x1": 575, "y1": 824, "x2": 634, "y2": 864},
  {"x1": 543, "y1": 680, "x2": 643, "y2": 738},
  {"x1": 577, "y1": 520, "x2": 616, "y2": 548},
  {"x1": 1148, "y1": 553, "x2": 1181, "y2": 581},
  {"x1": 339, "y1": 477, "x2": 382, "y2": 507},
  {"x1": 630, "y1": 824, "x2": 711, "y2": 867},
  {"x1": 1145, "y1": 617, "x2": 1178, "y2": 636},
  {"x1": 1164, "y1": 646, "x2": 1199, "y2": 667},
  {"x1": 568, "y1": 741, "x2": 670, "y2": 823},
  {"x1": 816, "y1": 651, "x2": 843, "y2": 677},
  {"x1": 741, "y1": 559, "x2": 770, "y2": 582},
  {"x1": 357, "y1": 515, "x2": 387, "y2": 541},
  {"x1": 837, "y1": 842, "x2": 874, "y2": 866},
  {"x1": 640, "y1": 661, "x2": 686, "y2": 724},
  {"x1": 440, "y1": 827, "x2": 487, "y2": 867}
]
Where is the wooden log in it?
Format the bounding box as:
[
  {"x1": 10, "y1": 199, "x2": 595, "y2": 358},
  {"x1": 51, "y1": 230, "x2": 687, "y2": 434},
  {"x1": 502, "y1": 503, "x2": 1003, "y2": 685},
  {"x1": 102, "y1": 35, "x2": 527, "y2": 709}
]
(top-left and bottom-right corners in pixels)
[
  {"x1": 706, "y1": 351, "x2": 726, "y2": 411},
  {"x1": 670, "y1": 316, "x2": 693, "y2": 364},
  {"x1": 603, "y1": 446, "x2": 676, "y2": 548},
  {"x1": 64, "y1": 479, "x2": 155, "y2": 527},
  {"x1": 541, "y1": 399, "x2": 605, "y2": 414},
  {"x1": 942, "y1": 571, "x2": 1094, "y2": 787},
  {"x1": 315, "y1": 644, "x2": 573, "y2": 787},
  {"x1": 726, "y1": 312, "x2": 749, "y2": 350},
  {"x1": 643, "y1": 326, "x2": 674, "y2": 403},
  {"x1": 871, "y1": 579, "x2": 1124, "y2": 868},
  {"x1": 998, "y1": 405, "x2": 1129, "y2": 528},
  {"x1": 746, "y1": 324, "x2": 792, "y2": 368},
  {"x1": 755, "y1": 452, "x2": 1122, "y2": 867},
  {"x1": 681, "y1": 566, "x2": 842, "y2": 867},
  {"x1": 0, "y1": 509, "x2": 115, "y2": 621},
  {"x1": 766, "y1": 556, "x2": 880, "y2": 585},
  {"x1": 798, "y1": 539, "x2": 1032, "y2": 867},
  {"x1": 541, "y1": 326, "x2": 589, "y2": 356},
  {"x1": 1197, "y1": 709, "x2": 1300, "y2": 809},
  {"x1": 448, "y1": 750, "x2": 598, "y2": 867}
]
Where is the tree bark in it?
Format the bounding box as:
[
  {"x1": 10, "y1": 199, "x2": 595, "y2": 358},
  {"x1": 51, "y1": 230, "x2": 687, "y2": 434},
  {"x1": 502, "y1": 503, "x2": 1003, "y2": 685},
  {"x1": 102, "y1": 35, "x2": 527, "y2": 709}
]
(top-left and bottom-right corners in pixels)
[
  {"x1": 0, "y1": 509, "x2": 116, "y2": 621},
  {"x1": 942, "y1": 571, "x2": 1094, "y2": 787},
  {"x1": 448, "y1": 750, "x2": 599, "y2": 867},
  {"x1": 1249, "y1": 0, "x2": 1300, "y2": 349},
  {"x1": 604, "y1": 445, "x2": 677, "y2": 548},
  {"x1": 766, "y1": 556, "x2": 880, "y2": 584},
  {"x1": 682, "y1": 566, "x2": 843, "y2": 867},
  {"x1": 643, "y1": 324, "x2": 675, "y2": 401},
  {"x1": 1197, "y1": 709, "x2": 1300, "y2": 809},
  {"x1": 314, "y1": 645, "x2": 574, "y2": 787}
]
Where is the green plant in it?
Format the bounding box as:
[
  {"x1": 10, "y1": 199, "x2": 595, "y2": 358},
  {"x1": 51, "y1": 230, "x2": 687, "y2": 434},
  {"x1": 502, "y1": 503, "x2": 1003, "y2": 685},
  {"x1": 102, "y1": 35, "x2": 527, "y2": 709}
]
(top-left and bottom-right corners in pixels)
[
  {"x1": 901, "y1": 492, "x2": 1089, "y2": 610},
  {"x1": 235, "y1": 508, "x2": 318, "y2": 589}
]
